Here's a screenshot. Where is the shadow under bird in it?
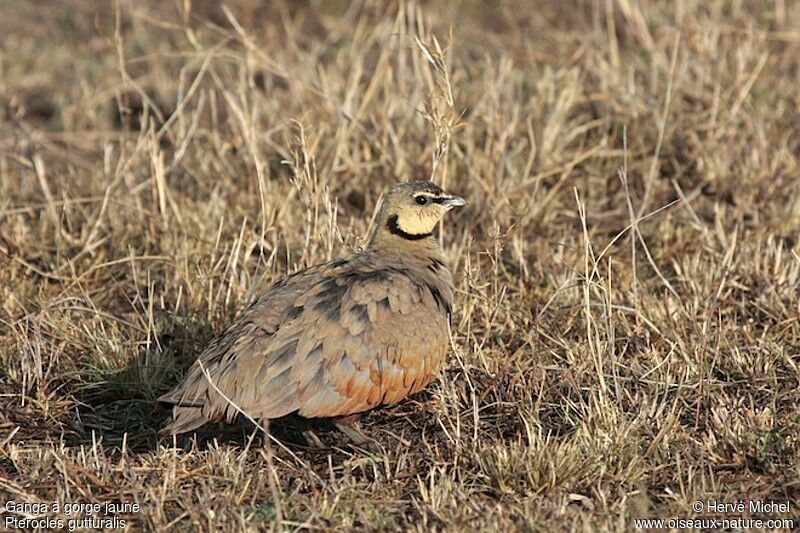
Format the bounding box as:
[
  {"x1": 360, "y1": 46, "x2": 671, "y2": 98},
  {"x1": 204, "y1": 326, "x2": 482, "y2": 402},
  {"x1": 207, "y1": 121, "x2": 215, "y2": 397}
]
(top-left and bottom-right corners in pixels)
[{"x1": 159, "y1": 180, "x2": 466, "y2": 443}]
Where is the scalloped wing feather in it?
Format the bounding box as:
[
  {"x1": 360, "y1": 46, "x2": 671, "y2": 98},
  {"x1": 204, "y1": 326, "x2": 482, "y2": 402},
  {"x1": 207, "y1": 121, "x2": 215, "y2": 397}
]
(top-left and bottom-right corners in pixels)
[{"x1": 159, "y1": 254, "x2": 452, "y2": 435}]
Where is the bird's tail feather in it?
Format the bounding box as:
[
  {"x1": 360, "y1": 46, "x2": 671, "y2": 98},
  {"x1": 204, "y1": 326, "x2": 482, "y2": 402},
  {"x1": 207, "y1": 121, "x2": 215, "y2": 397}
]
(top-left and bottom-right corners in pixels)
[{"x1": 160, "y1": 406, "x2": 209, "y2": 436}]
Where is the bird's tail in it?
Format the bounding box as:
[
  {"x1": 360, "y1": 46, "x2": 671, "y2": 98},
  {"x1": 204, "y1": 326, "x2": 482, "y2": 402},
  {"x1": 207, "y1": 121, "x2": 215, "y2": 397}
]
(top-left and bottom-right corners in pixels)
[{"x1": 159, "y1": 405, "x2": 210, "y2": 436}]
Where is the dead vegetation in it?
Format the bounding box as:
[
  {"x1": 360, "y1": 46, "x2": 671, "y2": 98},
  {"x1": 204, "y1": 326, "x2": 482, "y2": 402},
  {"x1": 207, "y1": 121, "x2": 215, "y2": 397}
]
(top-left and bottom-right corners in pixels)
[{"x1": 1, "y1": 0, "x2": 799, "y2": 530}]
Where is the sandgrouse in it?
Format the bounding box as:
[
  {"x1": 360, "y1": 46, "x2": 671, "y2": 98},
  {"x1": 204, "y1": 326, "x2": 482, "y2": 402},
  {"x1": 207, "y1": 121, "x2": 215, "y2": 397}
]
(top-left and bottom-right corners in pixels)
[{"x1": 159, "y1": 180, "x2": 465, "y2": 441}]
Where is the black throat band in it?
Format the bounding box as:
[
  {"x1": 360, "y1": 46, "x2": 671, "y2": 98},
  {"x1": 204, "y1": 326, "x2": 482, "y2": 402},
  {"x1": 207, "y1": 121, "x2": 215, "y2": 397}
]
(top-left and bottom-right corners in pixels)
[{"x1": 387, "y1": 215, "x2": 432, "y2": 240}]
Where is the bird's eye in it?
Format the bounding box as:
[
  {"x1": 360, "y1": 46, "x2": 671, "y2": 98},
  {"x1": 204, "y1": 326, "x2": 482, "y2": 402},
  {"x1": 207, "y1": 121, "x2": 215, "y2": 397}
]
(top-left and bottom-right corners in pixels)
[{"x1": 415, "y1": 195, "x2": 428, "y2": 205}]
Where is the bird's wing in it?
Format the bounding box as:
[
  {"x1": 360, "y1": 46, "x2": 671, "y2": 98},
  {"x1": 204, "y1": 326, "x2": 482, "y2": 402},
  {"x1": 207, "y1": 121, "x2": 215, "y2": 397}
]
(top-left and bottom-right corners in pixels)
[
  {"x1": 293, "y1": 265, "x2": 450, "y2": 418},
  {"x1": 157, "y1": 261, "x2": 332, "y2": 431},
  {"x1": 159, "y1": 258, "x2": 450, "y2": 433}
]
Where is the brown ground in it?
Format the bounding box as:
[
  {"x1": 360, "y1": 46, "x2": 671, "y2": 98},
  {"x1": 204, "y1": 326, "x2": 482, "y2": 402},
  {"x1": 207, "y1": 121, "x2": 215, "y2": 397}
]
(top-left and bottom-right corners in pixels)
[{"x1": 1, "y1": 0, "x2": 799, "y2": 530}]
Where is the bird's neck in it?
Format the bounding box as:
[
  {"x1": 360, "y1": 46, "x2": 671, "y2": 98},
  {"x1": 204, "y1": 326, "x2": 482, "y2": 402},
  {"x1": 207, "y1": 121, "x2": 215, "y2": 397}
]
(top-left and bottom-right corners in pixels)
[{"x1": 368, "y1": 218, "x2": 446, "y2": 261}]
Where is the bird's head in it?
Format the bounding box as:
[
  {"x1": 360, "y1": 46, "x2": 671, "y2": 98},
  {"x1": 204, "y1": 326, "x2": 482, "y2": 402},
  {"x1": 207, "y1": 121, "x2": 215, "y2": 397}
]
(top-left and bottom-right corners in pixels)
[{"x1": 370, "y1": 180, "x2": 466, "y2": 247}]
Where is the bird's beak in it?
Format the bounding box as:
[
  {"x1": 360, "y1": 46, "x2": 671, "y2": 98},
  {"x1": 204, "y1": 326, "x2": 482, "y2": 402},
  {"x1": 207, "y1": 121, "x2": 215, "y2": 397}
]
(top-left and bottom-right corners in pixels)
[{"x1": 441, "y1": 195, "x2": 467, "y2": 210}]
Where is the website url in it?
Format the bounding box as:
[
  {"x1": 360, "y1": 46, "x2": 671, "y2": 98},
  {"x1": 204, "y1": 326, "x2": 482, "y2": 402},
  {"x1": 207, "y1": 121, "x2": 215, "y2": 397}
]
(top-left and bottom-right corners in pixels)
[{"x1": 633, "y1": 517, "x2": 795, "y2": 529}]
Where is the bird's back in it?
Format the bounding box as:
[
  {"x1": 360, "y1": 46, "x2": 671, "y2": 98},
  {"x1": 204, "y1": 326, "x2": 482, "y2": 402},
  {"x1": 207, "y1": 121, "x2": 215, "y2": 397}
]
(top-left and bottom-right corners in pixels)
[{"x1": 159, "y1": 249, "x2": 454, "y2": 435}]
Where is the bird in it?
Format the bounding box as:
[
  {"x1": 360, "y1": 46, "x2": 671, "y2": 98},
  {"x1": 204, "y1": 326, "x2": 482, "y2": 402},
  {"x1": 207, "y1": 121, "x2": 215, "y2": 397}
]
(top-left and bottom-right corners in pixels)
[{"x1": 158, "y1": 180, "x2": 466, "y2": 443}]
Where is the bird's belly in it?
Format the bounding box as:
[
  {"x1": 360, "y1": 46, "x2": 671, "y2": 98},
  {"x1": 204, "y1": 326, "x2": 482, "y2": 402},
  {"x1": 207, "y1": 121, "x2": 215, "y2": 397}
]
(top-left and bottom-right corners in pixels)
[
  {"x1": 328, "y1": 348, "x2": 444, "y2": 416},
  {"x1": 376, "y1": 338, "x2": 447, "y2": 406},
  {"x1": 317, "y1": 314, "x2": 449, "y2": 418}
]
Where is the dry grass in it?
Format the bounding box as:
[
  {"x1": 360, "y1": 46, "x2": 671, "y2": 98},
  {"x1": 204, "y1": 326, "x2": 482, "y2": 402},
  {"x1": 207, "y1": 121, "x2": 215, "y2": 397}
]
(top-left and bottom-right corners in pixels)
[{"x1": 2, "y1": 0, "x2": 800, "y2": 530}]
